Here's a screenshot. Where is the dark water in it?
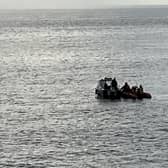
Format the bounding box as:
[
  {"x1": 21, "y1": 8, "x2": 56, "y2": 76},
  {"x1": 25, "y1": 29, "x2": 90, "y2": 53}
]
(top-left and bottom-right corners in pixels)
[{"x1": 0, "y1": 7, "x2": 168, "y2": 167}]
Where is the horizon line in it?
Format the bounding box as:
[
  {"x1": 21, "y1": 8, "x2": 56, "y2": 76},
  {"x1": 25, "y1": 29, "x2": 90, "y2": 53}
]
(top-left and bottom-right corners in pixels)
[{"x1": 1, "y1": 4, "x2": 168, "y2": 10}]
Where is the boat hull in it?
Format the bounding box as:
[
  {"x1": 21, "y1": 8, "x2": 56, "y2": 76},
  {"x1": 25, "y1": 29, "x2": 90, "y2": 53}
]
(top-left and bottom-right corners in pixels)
[{"x1": 96, "y1": 89, "x2": 152, "y2": 100}]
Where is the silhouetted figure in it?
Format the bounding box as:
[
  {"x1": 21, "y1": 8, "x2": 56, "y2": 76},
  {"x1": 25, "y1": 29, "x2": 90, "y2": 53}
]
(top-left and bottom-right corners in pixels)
[
  {"x1": 104, "y1": 82, "x2": 108, "y2": 90},
  {"x1": 111, "y1": 77, "x2": 118, "y2": 90},
  {"x1": 131, "y1": 86, "x2": 138, "y2": 93},
  {"x1": 139, "y1": 85, "x2": 143, "y2": 93},
  {"x1": 136, "y1": 85, "x2": 143, "y2": 99},
  {"x1": 121, "y1": 82, "x2": 131, "y2": 92}
]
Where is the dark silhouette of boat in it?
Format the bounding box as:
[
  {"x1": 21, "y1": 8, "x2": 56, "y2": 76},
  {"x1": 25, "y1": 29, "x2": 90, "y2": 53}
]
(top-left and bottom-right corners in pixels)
[
  {"x1": 95, "y1": 78, "x2": 152, "y2": 100},
  {"x1": 95, "y1": 78, "x2": 120, "y2": 99}
]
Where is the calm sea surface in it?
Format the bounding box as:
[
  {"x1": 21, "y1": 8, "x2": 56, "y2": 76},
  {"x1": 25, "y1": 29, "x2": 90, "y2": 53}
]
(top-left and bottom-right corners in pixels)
[{"x1": 0, "y1": 7, "x2": 168, "y2": 167}]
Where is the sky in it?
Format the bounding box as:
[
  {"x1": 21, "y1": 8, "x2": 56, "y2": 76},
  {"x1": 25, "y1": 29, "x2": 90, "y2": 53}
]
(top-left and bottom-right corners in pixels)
[{"x1": 0, "y1": 0, "x2": 168, "y2": 9}]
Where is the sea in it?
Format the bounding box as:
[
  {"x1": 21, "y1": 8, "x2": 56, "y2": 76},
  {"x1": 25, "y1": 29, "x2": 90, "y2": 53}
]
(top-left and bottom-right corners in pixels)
[{"x1": 0, "y1": 7, "x2": 168, "y2": 168}]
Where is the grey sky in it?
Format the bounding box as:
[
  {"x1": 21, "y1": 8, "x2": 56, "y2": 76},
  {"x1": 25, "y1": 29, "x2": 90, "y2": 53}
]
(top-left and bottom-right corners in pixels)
[{"x1": 0, "y1": 0, "x2": 168, "y2": 9}]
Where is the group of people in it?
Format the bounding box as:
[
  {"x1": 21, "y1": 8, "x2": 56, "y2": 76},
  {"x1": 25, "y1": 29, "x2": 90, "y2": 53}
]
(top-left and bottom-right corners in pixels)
[
  {"x1": 121, "y1": 82, "x2": 144, "y2": 95},
  {"x1": 103, "y1": 77, "x2": 144, "y2": 95},
  {"x1": 96, "y1": 77, "x2": 151, "y2": 99},
  {"x1": 104, "y1": 77, "x2": 118, "y2": 91}
]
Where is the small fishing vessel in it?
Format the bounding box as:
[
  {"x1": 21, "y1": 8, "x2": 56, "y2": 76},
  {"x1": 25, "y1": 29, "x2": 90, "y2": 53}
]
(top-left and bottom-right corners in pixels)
[{"x1": 95, "y1": 78, "x2": 152, "y2": 100}]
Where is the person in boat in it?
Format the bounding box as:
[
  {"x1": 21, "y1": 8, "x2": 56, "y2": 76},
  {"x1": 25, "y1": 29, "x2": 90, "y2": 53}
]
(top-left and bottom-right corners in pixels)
[
  {"x1": 137, "y1": 84, "x2": 144, "y2": 97},
  {"x1": 110, "y1": 77, "x2": 121, "y2": 98},
  {"x1": 111, "y1": 77, "x2": 118, "y2": 90},
  {"x1": 139, "y1": 85, "x2": 143, "y2": 93},
  {"x1": 121, "y1": 82, "x2": 131, "y2": 93},
  {"x1": 104, "y1": 81, "x2": 108, "y2": 90},
  {"x1": 131, "y1": 86, "x2": 138, "y2": 94}
]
